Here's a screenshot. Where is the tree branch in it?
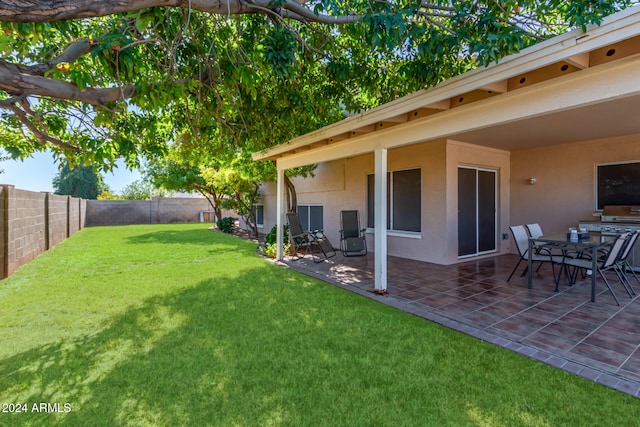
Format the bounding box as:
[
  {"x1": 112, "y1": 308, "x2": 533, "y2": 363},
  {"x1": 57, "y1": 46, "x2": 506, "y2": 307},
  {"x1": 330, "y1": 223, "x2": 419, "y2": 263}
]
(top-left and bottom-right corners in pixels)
[
  {"x1": 0, "y1": 64, "x2": 136, "y2": 106},
  {"x1": 0, "y1": 96, "x2": 83, "y2": 151},
  {"x1": 0, "y1": 0, "x2": 361, "y2": 24}
]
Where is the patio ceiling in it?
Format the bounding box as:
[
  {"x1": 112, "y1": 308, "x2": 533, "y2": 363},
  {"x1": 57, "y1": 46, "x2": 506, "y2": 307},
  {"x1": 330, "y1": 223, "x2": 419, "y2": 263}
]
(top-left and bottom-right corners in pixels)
[
  {"x1": 253, "y1": 6, "x2": 640, "y2": 164},
  {"x1": 451, "y1": 93, "x2": 640, "y2": 151}
]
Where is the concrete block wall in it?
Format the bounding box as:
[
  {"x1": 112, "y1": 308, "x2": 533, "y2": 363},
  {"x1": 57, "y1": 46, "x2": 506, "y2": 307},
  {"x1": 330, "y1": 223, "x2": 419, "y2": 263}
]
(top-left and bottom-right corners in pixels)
[
  {"x1": 0, "y1": 185, "x2": 87, "y2": 279},
  {"x1": 79, "y1": 199, "x2": 87, "y2": 231},
  {"x1": 68, "y1": 197, "x2": 82, "y2": 236},
  {"x1": 85, "y1": 199, "x2": 152, "y2": 226},
  {"x1": 48, "y1": 193, "x2": 69, "y2": 248},
  {"x1": 6, "y1": 187, "x2": 48, "y2": 277},
  {"x1": 0, "y1": 186, "x2": 5, "y2": 279},
  {"x1": 154, "y1": 197, "x2": 211, "y2": 224},
  {"x1": 86, "y1": 197, "x2": 212, "y2": 226}
]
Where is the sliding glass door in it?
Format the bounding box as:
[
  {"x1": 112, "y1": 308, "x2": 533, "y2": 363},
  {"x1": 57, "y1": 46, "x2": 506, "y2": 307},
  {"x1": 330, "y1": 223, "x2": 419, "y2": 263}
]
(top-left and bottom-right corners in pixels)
[{"x1": 458, "y1": 167, "x2": 497, "y2": 257}]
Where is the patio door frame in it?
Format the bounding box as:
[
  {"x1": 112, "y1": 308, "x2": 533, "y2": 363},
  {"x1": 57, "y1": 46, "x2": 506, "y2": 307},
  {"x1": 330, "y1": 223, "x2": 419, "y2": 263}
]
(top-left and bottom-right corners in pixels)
[{"x1": 458, "y1": 166, "x2": 498, "y2": 258}]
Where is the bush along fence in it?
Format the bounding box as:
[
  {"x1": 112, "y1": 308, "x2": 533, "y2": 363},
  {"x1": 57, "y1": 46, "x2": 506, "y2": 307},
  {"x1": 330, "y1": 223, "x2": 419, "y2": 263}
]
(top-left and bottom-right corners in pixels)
[{"x1": 0, "y1": 186, "x2": 218, "y2": 280}]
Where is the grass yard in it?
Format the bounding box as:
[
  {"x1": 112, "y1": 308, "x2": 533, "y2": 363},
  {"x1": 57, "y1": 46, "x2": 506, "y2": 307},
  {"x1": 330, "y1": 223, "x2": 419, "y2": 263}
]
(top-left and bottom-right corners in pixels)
[{"x1": 0, "y1": 224, "x2": 639, "y2": 426}]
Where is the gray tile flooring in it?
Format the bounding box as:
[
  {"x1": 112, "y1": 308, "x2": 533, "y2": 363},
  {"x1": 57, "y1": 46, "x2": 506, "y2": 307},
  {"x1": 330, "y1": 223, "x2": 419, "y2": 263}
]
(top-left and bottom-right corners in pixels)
[{"x1": 277, "y1": 251, "x2": 640, "y2": 398}]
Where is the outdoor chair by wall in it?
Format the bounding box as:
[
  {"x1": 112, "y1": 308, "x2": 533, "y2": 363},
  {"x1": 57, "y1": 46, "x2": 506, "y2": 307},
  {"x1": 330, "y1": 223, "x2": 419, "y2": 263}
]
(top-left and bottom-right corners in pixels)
[
  {"x1": 563, "y1": 232, "x2": 634, "y2": 305},
  {"x1": 339, "y1": 210, "x2": 367, "y2": 257},
  {"x1": 507, "y1": 225, "x2": 564, "y2": 288},
  {"x1": 286, "y1": 212, "x2": 336, "y2": 263}
]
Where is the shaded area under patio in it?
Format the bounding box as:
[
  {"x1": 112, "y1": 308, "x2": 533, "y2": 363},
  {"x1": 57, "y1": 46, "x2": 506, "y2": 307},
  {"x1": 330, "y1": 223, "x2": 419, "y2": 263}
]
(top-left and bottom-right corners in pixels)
[{"x1": 277, "y1": 252, "x2": 640, "y2": 398}]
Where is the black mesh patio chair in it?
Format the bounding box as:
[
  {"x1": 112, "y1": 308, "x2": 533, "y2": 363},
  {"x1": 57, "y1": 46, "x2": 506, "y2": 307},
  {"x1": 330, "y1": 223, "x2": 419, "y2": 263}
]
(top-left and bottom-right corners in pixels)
[
  {"x1": 339, "y1": 210, "x2": 367, "y2": 257},
  {"x1": 286, "y1": 212, "x2": 336, "y2": 263}
]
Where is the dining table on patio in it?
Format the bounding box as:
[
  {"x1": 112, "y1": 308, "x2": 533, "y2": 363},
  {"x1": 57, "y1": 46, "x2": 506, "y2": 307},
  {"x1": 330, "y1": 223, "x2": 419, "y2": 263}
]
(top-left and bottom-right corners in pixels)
[{"x1": 527, "y1": 231, "x2": 614, "y2": 302}]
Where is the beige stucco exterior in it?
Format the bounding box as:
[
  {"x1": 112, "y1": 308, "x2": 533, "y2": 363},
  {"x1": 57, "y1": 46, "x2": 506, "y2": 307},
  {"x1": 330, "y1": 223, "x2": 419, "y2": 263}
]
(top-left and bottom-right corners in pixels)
[
  {"x1": 510, "y1": 134, "x2": 640, "y2": 231},
  {"x1": 258, "y1": 139, "x2": 512, "y2": 264},
  {"x1": 257, "y1": 133, "x2": 639, "y2": 265}
]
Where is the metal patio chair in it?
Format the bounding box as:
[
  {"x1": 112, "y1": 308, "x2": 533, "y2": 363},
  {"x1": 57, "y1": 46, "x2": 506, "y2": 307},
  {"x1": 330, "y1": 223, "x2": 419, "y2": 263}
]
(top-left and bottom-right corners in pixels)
[
  {"x1": 507, "y1": 225, "x2": 565, "y2": 288},
  {"x1": 526, "y1": 222, "x2": 576, "y2": 265},
  {"x1": 563, "y1": 232, "x2": 633, "y2": 305},
  {"x1": 339, "y1": 210, "x2": 367, "y2": 257},
  {"x1": 613, "y1": 229, "x2": 639, "y2": 296},
  {"x1": 286, "y1": 212, "x2": 336, "y2": 263}
]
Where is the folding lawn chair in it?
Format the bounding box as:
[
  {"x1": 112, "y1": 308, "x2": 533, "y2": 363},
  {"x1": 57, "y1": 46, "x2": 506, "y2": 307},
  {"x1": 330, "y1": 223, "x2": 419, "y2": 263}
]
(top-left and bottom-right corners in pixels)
[
  {"x1": 339, "y1": 210, "x2": 367, "y2": 257},
  {"x1": 286, "y1": 212, "x2": 336, "y2": 263}
]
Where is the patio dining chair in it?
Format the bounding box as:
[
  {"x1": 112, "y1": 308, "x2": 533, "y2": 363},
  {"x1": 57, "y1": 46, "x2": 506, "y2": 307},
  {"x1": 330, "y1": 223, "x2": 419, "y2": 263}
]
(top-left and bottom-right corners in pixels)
[
  {"x1": 614, "y1": 229, "x2": 639, "y2": 296},
  {"x1": 286, "y1": 212, "x2": 336, "y2": 263},
  {"x1": 525, "y1": 223, "x2": 543, "y2": 239},
  {"x1": 564, "y1": 232, "x2": 633, "y2": 306},
  {"x1": 525, "y1": 223, "x2": 572, "y2": 258},
  {"x1": 339, "y1": 210, "x2": 367, "y2": 257},
  {"x1": 507, "y1": 225, "x2": 565, "y2": 288}
]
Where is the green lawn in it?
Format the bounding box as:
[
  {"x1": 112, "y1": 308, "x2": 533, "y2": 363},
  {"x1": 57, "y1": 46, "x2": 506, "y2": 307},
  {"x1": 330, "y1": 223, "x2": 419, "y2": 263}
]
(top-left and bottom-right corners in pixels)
[{"x1": 0, "y1": 224, "x2": 638, "y2": 426}]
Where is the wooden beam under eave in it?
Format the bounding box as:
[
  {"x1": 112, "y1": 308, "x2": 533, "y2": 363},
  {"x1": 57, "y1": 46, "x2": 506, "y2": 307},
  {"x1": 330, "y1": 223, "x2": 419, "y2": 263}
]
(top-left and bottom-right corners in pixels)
[
  {"x1": 327, "y1": 134, "x2": 348, "y2": 144},
  {"x1": 423, "y1": 99, "x2": 450, "y2": 110},
  {"x1": 292, "y1": 146, "x2": 312, "y2": 154},
  {"x1": 589, "y1": 34, "x2": 640, "y2": 67},
  {"x1": 382, "y1": 113, "x2": 409, "y2": 123},
  {"x1": 479, "y1": 80, "x2": 508, "y2": 93},
  {"x1": 507, "y1": 61, "x2": 580, "y2": 91},
  {"x1": 450, "y1": 89, "x2": 500, "y2": 108},
  {"x1": 349, "y1": 124, "x2": 376, "y2": 137},
  {"x1": 408, "y1": 108, "x2": 443, "y2": 121},
  {"x1": 309, "y1": 140, "x2": 330, "y2": 148},
  {"x1": 375, "y1": 120, "x2": 405, "y2": 131},
  {"x1": 566, "y1": 53, "x2": 590, "y2": 69},
  {"x1": 264, "y1": 153, "x2": 284, "y2": 161}
]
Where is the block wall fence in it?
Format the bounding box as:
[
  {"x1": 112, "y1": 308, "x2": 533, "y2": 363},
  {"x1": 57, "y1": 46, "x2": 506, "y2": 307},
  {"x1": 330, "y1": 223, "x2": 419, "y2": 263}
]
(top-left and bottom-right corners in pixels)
[{"x1": 0, "y1": 185, "x2": 214, "y2": 280}]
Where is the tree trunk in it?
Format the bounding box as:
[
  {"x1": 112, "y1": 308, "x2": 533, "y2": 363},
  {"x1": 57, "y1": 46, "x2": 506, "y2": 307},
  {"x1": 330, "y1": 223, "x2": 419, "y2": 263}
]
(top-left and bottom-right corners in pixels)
[
  {"x1": 211, "y1": 193, "x2": 223, "y2": 222},
  {"x1": 284, "y1": 174, "x2": 297, "y2": 213},
  {"x1": 198, "y1": 189, "x2": 223, "y2": 222},
  {"x1": 234, "y1": 185, "x2": 260, "y2": 238}
]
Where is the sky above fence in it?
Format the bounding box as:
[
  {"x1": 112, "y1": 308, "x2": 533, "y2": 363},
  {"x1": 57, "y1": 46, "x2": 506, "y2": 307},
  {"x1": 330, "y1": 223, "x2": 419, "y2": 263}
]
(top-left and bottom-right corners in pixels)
[{"x1": 0, "y1": 151, "x2": 141, "y2": 193}]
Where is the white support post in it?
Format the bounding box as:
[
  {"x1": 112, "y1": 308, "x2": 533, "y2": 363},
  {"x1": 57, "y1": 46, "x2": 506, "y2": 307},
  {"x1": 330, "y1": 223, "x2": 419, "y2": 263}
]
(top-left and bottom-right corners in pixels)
[
  {"x1": 276, "y1": 166, "x2": 286, "y2": 260},
  {"x1": 374, "y1": 148, "x2": 388, "y2": 291}
]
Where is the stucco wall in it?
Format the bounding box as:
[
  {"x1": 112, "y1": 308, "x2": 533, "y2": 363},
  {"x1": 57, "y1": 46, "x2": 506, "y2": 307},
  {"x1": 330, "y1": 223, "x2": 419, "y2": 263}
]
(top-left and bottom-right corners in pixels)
[
  {"x1": 446, "y1": 140, "x2": 511, "y2": 263},
  {"x1": 261, "y1": 134, "x2": 640, "y2": 265},
  {"x1": 262, "y1": 139, "x2": 512, "y2": 265},
  {"x1": 510, "y1": 133, "x2": 640, "y2": 233}
]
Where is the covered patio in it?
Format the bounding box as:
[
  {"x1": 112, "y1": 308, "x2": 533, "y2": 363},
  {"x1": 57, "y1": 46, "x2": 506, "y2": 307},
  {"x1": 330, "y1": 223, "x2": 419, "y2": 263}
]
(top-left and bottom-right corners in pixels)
[{"x1": 278, "y1": 252, "x2": 640, "y2": 398}]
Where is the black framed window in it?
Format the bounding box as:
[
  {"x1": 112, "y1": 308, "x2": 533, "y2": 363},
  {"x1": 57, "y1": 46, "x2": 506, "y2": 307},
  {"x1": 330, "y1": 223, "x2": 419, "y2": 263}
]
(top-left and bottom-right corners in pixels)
[
  {"x1": 596, "y1": 161, "x2": 640, "y2": 210},
  {"x1": 367, "y1": 168, "x2": 421, "y2": 232}
]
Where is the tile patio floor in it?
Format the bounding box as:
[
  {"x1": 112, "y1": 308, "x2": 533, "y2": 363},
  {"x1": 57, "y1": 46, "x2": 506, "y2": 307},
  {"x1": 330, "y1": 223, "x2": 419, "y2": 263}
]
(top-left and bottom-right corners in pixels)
[{"x1": 278, "y1": 251, "x2": 640, "y2": 398}]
